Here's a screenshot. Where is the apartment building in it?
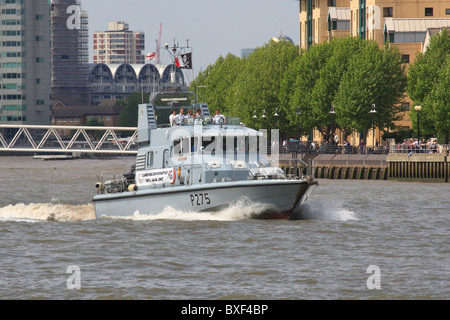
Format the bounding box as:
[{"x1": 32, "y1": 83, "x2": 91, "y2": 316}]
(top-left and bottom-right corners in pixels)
[
  {"x1": 300, "y1": 0, "x2": 450, "y2": 52},
  {"x1": 351, "y1": 0, "x2": 450, "y2": 135},
  {"x1": 299, "y1": 0, "x2": 351, "y2": 50},
  {"x1": 51, "y1": 0, "x2": 91, "y2": 105},
  {"x1": 93, "y1": 21, "x2": 145, "y2": 64},
  {"x1": 0, "y1": 0, "x2": 52, "y2": 125},
  {"x1": 350, "y1": 0, "x2": 450, "y2": 62},
  {"x1": 298, "y1": 0, "x2": 450, "y2": 144}
]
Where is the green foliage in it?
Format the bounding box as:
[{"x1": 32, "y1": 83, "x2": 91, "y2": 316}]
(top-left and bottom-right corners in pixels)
[
  {"x1": 190, "y1": 41, "x2": 298, "y2": 131},
  {"x1": 281, "y1": 37, "x2": 406, "y2": 141},
  {"x1": 334, "y1": 41, "x2": 407, "y2": 138},
  {"x1": 309, "y1": 37, "x2": 366, "y2": 139},
  {"x1": 424, "y1": 57, "x2": 450, "y2": 143},
  {"x1": 119, "y1": 92, "x2": 150, "y2": 127},
  {"x1": 408, "y1": 28, "x2": 450, "y2": 142},
  {"x1": 230, "y1": 41, "x2": 299, "y2": 131},
  {"x1": 190, "y1": 36, "x2": 408, "y2": 142},
  {"x1": 281, "y1": 41, "x2": 334, "y2": 137},
  {"x1": 190, "y1": 53, "x2": 242, "y2": 115}
]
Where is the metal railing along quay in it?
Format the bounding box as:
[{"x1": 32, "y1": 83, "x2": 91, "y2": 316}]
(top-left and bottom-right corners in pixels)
[
  {"x1": 276, "y1": 143, "x2": 449, "y2": 182},
  {"x1": 389, "y1": 144, "x2": 449, "y2": 154},
  {"x1": 278, "y1": 144, "x2": 450, "y2": 156}
]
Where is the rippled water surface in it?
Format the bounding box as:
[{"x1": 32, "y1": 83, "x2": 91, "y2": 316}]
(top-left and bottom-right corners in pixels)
[{"x1": 0, "y1": 157, "x2": 448, "y2": 300}]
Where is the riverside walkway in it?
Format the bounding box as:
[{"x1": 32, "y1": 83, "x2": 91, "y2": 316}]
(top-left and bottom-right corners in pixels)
[
  {"x1": 278, "y1": 152, "x2": 449, "y2": 183},
  {"x1": 1, "y1": 124, "x2": 448, "y2": 182}
]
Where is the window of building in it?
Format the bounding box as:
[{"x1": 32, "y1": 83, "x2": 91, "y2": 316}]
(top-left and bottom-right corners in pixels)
[
  {"x1": 2, "y1": 83, "x2": 17, "y2": 89},
  {"x1": 2, "y1": 116, "x2": 24, "y2": 122},
  {"x1": 328, "y1": 20, "x2": 337, "y2": 31},
  {"x1": 425, "y1": 8, "x2": 433, "y2": 16},
  {"x1": 402, "y1": 54, "x2": 410, "y2": 63},
  {"x1": 385, "y1": 32, "x2": 395, "y2": 43},
  {"x1": 383, "y1": 7, "x2": 393, "y2": 17},
  {"x1": 446, "y1": 8, "x2": 450, "y2": 15},
  {"x1": 401, "y1": 102, "x2": 410, "y2": 111}
]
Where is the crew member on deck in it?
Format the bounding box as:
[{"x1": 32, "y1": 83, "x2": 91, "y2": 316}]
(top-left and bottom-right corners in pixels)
[
  {"x1": 175, "y1": 108, "x2": 187, "y2": 125},
  {"x1": 169, "y1": 110, "x2": 177, "y2": 126},
  {"x1": 212, "y1": 109, "x2": 225, "y2": 124}
]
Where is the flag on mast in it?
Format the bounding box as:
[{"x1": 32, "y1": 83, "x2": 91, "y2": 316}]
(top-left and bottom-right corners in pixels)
[
  {"x1": 175, "y1": 52, "x2": 192, "y2": 69},
  {"x1": 145, "y1": 52, "x2": 156, "y2": 61}
]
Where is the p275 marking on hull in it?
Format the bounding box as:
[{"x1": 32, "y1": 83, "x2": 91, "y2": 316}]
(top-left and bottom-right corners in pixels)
[{"x1": 190, "y1": 193, "x2": 211, "y2": 207}]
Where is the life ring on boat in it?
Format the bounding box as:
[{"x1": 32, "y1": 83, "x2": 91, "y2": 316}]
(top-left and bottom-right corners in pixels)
[{"x1": 169, "y1": 168, "x2": 177, "y2": 184}]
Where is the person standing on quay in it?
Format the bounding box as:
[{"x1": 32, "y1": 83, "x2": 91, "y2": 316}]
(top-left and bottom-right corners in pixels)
[{"x1": 359, "y1": 139, "x2": 365, "y2": 154}]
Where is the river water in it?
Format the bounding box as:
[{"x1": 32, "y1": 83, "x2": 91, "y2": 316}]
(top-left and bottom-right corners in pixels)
[{"x1": 0, "y1": 156, "x2": 448, "y2": 300}]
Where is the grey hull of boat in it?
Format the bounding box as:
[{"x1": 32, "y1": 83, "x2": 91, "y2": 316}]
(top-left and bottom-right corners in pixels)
[{"x1": 93, "y1": 178, "x2": 318, "y2": 219}]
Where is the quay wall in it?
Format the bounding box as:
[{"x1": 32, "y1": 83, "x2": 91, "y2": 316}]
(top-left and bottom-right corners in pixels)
[
  {"x1": 278, "y1": 153, "x2": 449, "y2": 182},
  {"x1": 387, "y1": 153, "x2": 449, "y2": 183}
]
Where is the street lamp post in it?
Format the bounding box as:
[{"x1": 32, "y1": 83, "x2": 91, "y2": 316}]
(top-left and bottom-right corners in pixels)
[
  {"x1": 262, "y1": 109, "x2": 266, "y2": 129},
  {"x1": 272, "y1": 108, "x2": 279, "y2": 155},
  {"x1": 274, "y1": 108, "x2": 279, "y2": 129},
  {"x1": 253, "y1": 110, "x2": 257, "y2": 129},
  {"x1": 369, "y1": 104, "x2": 378, "y2": 151},
  {"x1": 330, "y1": 105, "x2": 336, "y2": 145},
  {"x1": 415, "y1": 105, "x2": 422, "y2": 145},
  {"x1": 296, "y1": 106, "x2": 301, "y2": 141}
]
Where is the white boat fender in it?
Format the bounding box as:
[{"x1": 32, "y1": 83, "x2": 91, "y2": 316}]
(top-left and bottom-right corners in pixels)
[
  {"x1": 128, "y1": 184, "x2": 138, "y2": 192},
  {"x1": 95, "y1": 182, "x2": 105, "y2": 191}
]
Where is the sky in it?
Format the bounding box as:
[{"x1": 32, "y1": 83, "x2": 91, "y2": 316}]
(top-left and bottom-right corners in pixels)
[{"x1": 81, "y1": 0, "x2": 300, "y2": 76}]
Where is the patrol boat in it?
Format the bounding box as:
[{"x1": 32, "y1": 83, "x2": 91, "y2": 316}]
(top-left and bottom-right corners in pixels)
[{"x1": 92, "y1": 90, "x2": 317, "y2": 219}]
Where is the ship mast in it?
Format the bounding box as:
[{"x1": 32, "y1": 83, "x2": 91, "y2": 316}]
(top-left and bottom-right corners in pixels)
[{"x1": 156, "y1": 23, "x2": 162, "y2": 64}]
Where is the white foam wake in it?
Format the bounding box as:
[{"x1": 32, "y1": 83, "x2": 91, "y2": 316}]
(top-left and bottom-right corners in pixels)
[
  {"x1": 293, "y1": 201, "x2": 358, "y2": 222},
  {"x1": 0, "y1": 199, "x2": 357, "y2": 223},
  {"x1": 0, "y1": 203, "x2": 95, "y2": 222},
  {"x1": 107, "y1": 198, "x2": 278, "y2": 222}
]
